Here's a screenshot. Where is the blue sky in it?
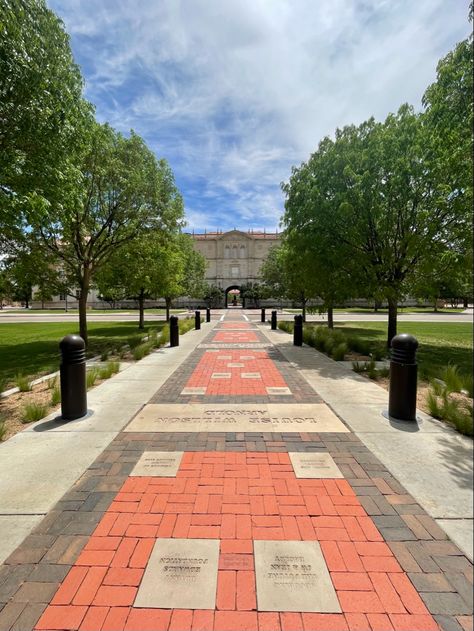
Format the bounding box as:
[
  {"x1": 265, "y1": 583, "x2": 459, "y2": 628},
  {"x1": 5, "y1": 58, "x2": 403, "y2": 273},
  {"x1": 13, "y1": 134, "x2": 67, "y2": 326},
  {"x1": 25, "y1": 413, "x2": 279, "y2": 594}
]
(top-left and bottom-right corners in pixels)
[{"x1": 49, "y1": 0, "x2": 470, "y2": 232}]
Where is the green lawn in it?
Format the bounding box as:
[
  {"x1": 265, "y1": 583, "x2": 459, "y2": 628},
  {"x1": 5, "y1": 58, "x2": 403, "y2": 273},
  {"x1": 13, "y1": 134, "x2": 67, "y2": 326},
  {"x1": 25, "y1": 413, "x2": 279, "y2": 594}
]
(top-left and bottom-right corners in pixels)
[
  {"x1": 285, "y1": 307, "x2": 466, "y2": 314},
  {"x1": 335, "y1": 321, "x2": 473, "y2": 381},
  {"x1": 0, "y1": 321, "x2": 165, "y2": 387},
  {"x1": 3, "y1": 308, "x2": 187, "y2": 315}
]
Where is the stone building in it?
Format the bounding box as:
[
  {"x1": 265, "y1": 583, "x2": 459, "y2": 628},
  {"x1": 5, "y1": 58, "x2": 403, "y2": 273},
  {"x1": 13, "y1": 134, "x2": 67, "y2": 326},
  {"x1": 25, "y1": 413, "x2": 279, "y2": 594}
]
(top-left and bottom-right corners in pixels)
[
  {"x1": 191, "y1": 229, "x2": 281, "y2": 306},
  {"x1": 30, "y1": 229, "x2": 280, "y2": 309}
]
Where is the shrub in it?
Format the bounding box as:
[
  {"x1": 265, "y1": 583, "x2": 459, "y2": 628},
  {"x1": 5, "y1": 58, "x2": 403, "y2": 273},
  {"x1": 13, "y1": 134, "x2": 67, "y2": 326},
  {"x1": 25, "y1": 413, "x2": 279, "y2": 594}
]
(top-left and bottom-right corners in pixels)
[
  {"x1": 347, "y1": 336, "x2": 371, "y2": 356},
  {"x1": 51, "y1": 385, "x2": 61, "y2": 406},
  {"x1": 46, "y1": 376, "x2": 58, "y2": 390},
  {"x1": 21, "y1": 402, "x2": 49, "y2": 424},
  {"x1": 426, "y1": 390, "x2": 442, "y2": 418},
  {"x1": 278, "y1": 321, "x2": 293, "y2": 334},
  {"x1": 99, "y1": 360, "x2": 120, "y2": 380},
  {"x1": 331, "y1": 342, "x2": 347, "y2": 361},
  {"x1": 100, "y1": 348, "x2": 110, "y2": 361},
  {"x1": 15, "y1": 373, "x2": 32, "y2": 392},
  {"x1": 426, "y1": 380, "x2": 473, "y2": 437},
  {"x1": 127, "y1": 334, "x2": 143, "y2": 349},
  {"x1": 462, "y1": 374, "x2": 473, "y2": 398},
  {"x1": 0, "y1": 415, "x2": 6, "y2": 441},
  {"x1": 132, "y1": 342, "x2": 153, "y2": 361},
  {"x1": 159, "y1": 325, "x2": 170, "y2": 346},
  {"x1": 378, "y1": 366, "x2": 390, "y2": 378},
  {"x1": 86, "y1": 367, "x2": 100, "y2": 388},
  {"x1": 372, "y1": 347, "x2": 386, "y2": 361},
  {"x1": 352, "y1": 361, "x2": 367, "y2": 373},
  {"x1": 441, "y1": 365, "x2": 463, "y2": 394},
  {"x1": 367, "y1": 360, "x2": 378, "y2": 380},
  {"x1": 179, "y1": 318, "x2": 196, "y2": 335}
]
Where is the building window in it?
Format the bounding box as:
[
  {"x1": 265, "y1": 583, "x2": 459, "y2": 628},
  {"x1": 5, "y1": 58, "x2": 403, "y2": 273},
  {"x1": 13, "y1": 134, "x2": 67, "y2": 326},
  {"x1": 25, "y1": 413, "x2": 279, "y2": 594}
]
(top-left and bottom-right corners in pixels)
[
  {"x1": 240, "y1": 245, "x2": 246, "y2": 258},
  {"x1": 59, "y1": 294, "x2": 66, "y2": 301},
  {"x1": 231, "y1": 266, "x2": 239, "y2": 278},
  {"x1": 224, "y1": 245, "x2": 230, "y2": 259},
  {"x1": 75, "y1": 290, "x2": 80, "y2": 300},
  {"x1": 232, "y1": 245, "x2": 238, "y2": 259}
]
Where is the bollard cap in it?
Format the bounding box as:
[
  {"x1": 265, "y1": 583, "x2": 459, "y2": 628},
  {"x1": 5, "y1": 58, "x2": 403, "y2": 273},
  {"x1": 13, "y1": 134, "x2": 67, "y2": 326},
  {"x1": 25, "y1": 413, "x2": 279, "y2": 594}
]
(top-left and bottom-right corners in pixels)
[
  {"x1": 59, "y1": 334, "x2": 85, "y2": 352},
  {"x1": 391, "y1": 334, "x2": 418, "y2": 351},
  {"x1": 294, "y1": 314, "x2": 303, "y2": 323},
  {"x1": 170, "y1": 315, "x2": 178, "y2": 322}
]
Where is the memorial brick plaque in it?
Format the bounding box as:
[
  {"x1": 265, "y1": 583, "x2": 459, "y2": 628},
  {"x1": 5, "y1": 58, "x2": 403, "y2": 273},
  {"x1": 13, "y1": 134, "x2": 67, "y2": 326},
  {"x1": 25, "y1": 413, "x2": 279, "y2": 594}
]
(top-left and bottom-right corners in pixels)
[
  {"x1": 125, "y1": 404, "x2": 349, "y2": 433},
  {"x1": 254, "y1": 540, "x2": 341, "y2": 613},
  {"x1": 130, "y1": 451, "x2": 183, "y2": 477},
  {"x1": 289, "y1": 452, "x2": 343, "y2": 478},
  {"x1": 134, "y1": 538, "x2": 219, "y2": 609}
]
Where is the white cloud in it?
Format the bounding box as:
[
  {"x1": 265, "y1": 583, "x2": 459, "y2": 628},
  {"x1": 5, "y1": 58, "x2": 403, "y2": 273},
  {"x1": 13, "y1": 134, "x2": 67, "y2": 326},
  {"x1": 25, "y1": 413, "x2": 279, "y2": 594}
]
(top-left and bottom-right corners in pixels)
[{"x1": 50, "y1": 0, "x2": 470, "y2": 230}]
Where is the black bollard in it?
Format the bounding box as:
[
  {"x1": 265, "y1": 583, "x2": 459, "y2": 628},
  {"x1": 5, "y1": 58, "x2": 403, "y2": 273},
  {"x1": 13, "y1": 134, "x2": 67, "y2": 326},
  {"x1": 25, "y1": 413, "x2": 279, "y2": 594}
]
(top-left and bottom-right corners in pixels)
[
  {"x1": 294, "y1": 314, "x2": 303, "y2": 346},
  {"x1": 261, "y1": 308, "x2": 266, "y2": 323},
  {"x1": 206, "y1": 308, "x2": 211, "y2": 323},
  {"x1": 59, "y1": 334, "x2": 87, "y2": 420},
  {"x1": 195, "y1": 310, "x2": 201, "y2": 330},
  {"x1": 388, "y1": 334, "x2": 419, "y2": 421},
  {"x1": 271, "y1": 310, "x2": 277, "y2": 330},
  {"x1": 170, "y1": 315, "x2": 179, "y2": 347}
]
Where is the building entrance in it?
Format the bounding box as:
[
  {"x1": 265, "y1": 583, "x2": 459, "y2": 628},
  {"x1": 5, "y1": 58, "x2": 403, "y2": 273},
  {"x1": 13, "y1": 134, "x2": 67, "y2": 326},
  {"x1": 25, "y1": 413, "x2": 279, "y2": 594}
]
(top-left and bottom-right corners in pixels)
[{"x1": 225, "y1": 286, "x2": 242, "y2": 308}]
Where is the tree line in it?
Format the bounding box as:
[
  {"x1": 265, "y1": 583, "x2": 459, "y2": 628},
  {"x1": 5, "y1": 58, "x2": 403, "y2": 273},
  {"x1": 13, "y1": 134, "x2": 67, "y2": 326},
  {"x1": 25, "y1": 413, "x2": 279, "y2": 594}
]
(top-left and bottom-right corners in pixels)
[
  {"x1": 264, "y1": 14, "x2": 472, "y2": 346},
  {"x1": 0, "y1": 0, "x2": 207, "y2": 343}
]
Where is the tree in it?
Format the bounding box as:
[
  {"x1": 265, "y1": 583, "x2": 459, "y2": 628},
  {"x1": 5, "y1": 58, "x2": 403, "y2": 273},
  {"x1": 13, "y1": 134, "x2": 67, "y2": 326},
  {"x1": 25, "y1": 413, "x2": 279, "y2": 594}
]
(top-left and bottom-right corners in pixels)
[
  {"x1": 0, "y1": 0, "x2": 93, "y2": 249},
  {"x1": 97, "y1": 232, "x2": 206, "y2": 327},
  {"x1": 282, "y1": 104, "x2": 469, "y2": 345},
  {"x1": 202, "y1": 285, "x2": 224, "y2": 308},
  {"x1": 28, "y1": 123, "x2": 184, "y2": 343},
  {"x1": 2, "y1": 236, "x2": 63, "y2": 308},
  {"x1": 160, "y1": 234, "x2": 207, "y2": 320},
  {"x1": 260, "y1": 244, "x2": 312, "y2": 318}
]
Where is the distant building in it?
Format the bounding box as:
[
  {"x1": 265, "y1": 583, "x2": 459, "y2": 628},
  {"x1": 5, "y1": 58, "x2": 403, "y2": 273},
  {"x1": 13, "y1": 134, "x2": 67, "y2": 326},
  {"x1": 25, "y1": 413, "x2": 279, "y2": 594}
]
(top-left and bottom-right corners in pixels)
[
  {"x1": 191, "y1": 229, "x2": 280, "y2": 306},
  {"x1": 30, "y1": 229, "x2": 280, "y2": 309}
]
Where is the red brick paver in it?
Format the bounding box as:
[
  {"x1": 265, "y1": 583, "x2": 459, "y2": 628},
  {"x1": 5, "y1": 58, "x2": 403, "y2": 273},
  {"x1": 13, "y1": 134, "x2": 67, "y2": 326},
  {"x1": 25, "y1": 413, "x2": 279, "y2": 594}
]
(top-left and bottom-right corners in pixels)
[{"x1": 35, "y1": 453, "x2": 438, "y2": 631}]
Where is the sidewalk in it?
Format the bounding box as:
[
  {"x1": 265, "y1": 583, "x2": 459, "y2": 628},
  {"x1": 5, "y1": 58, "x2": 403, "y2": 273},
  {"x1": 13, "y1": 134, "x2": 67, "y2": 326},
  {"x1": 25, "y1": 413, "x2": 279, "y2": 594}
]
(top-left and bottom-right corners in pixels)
[{"x1": 0, "y1": 311, "x2": 472, "y2": 631}]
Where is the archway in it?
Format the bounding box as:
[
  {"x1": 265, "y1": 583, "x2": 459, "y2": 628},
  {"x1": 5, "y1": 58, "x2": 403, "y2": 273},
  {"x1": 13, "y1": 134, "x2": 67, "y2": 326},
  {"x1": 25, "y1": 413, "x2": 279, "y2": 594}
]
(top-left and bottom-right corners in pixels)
[{"x1": 225, "y1": 285, "x2": 242, "y2": 308}]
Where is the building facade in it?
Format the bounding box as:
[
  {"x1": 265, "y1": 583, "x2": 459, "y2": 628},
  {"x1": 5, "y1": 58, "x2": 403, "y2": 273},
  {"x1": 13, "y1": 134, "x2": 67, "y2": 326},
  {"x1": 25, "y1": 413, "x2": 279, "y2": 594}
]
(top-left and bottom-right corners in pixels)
[{"x1": 191, "y1": 229, "x2": 280, "y2": 304}]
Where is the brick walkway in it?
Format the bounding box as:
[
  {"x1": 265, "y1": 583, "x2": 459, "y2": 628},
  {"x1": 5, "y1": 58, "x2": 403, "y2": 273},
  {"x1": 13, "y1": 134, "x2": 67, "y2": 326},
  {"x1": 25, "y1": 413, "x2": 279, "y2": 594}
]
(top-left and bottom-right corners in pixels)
[{"x1": 0, "y1": 312, "x2": 472, "y2": 631}]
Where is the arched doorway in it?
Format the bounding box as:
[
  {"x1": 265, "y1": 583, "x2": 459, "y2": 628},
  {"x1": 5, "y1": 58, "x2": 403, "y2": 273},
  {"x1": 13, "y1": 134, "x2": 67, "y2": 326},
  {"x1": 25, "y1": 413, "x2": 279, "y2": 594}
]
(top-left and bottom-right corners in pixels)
[{"x1": 225, "y1": 285, "x2": 242, "y2": 308}]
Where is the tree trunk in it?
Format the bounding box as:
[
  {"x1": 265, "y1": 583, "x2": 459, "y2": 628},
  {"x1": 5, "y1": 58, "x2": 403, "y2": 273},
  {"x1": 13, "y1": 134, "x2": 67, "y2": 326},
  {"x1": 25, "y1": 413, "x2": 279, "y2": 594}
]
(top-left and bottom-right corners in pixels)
[
  {"x1": 463, "y1": 296, "x2": 468, "y2": 309},
  {"x1": 78, "y1": 271, "x2": 90, "y2": 345},
  {"x1": 138, "y1": 290, "x2": 145, "y2": 330},
  {"x1": 25, "y1": 296, "x2": 29, "y2": 309},
  {"x1": 433, "y1": 299, "x2": 438, "y2": 313},
  {"x1": 301, "y1": 293, "x2": 306, "y2": 323},
  {"x1": 387, "y1": 298, "x2": 397, "y2": 348},
  {"x1": 327, "y1": 304, "x2": 334, "y2": 329},
  {"x1": 165, "y1": 297, "x2": 171, "y2": 322}
]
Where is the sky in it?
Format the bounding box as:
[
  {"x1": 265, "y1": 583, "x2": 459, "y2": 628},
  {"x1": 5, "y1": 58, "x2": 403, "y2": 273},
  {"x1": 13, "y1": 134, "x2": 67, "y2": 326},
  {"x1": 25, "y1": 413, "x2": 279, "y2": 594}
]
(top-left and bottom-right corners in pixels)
[{"x1": 49, "y1": 0, "x2": 470, "y2": 233}]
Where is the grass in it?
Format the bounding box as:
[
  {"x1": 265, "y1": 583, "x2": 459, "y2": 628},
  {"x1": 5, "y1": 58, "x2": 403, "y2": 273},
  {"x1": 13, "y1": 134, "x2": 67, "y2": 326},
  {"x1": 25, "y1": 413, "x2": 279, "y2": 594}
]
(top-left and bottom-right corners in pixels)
[
  {"x1": 0, "y1": 322, "x2": 165, "y2": 388},
  {"x1": 21, "y1": 402, "x2": 49, "y2": 424},
  {"x1": 336, "y1": 321, "x2": 473, "y2": 382}
]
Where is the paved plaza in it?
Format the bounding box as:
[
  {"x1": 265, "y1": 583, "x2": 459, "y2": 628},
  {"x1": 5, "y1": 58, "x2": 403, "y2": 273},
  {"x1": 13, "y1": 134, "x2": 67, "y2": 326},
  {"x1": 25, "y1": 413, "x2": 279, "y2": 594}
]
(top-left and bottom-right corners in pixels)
[{"x1": 0, "y1": 311, "x2": 472, "y2": 631}]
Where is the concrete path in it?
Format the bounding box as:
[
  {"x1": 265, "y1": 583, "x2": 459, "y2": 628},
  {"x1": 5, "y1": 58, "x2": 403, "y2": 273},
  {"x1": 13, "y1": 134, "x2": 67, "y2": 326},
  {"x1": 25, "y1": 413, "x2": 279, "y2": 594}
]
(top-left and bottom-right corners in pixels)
[
  {"x1": 0, "y1": 309, "x2": 472, "y2": 323},
  {"x1": 0, "y1": 311, "x2": 471, "y2": 631},
  {"x1": 0, "y1": 322, "x2": 217, "y2": 565}
]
